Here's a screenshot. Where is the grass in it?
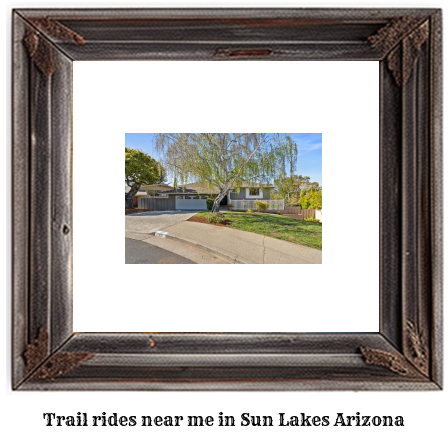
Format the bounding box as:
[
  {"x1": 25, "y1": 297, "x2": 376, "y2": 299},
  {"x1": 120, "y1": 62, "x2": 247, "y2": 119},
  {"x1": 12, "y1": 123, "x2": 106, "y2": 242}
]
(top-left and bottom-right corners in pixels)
[{"x1": 196, "y1": 211, "x2": 322, "y2": 250}]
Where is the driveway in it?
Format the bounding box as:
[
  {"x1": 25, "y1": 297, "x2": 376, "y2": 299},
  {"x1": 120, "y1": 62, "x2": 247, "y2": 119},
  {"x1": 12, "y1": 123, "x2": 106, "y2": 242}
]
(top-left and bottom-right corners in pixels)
[
  {"x1": 125, "y1": 238, "x2": 195, "y2": 264},
  {"x1": 125, "y1": 210, "x2": 199, "y2": 240}
]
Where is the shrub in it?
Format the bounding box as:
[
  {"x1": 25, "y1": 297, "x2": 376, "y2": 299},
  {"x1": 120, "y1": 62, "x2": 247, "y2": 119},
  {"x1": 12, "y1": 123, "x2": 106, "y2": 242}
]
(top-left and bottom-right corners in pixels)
[
  {"x1": 254, "y1": 200, "x2": 269, "y2": 212},
  {"x1": 299, "y1": 187, "x2": 322, "y2": 210},
  {"x1": 247, "y1": 209, "x2": 253, "y2": 213},
  {"x1": 227, "y1": 203, "x2": 233, "y2": 210},
  {"x1": 207, "y1": 212, "x2": 226, "y2": 224},
  {"x1": 206, "y1": 198, "x2": 215, "y2": 211},
  {"x1": 304, "y1": 217, "x2": 321, "y2": 223},
  {"x1": 276, "y1": 211, "x2": 282, "y2": 215}
]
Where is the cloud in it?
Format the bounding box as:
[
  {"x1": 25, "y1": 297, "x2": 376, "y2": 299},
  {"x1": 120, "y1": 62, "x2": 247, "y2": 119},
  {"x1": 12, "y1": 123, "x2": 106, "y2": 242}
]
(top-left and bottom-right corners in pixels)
[{"x1": 288, "y1": 133, "x2": 322, "y2": 153}]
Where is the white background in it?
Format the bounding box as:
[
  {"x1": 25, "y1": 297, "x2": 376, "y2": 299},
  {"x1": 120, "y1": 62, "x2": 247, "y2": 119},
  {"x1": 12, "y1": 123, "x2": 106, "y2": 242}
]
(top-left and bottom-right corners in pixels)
[
  {"x1": 2, "y1": 1, "x2": 446, "y2": 438},
  {"x1": 73, "y1": 60, "x2": 379, "y2": 332}
]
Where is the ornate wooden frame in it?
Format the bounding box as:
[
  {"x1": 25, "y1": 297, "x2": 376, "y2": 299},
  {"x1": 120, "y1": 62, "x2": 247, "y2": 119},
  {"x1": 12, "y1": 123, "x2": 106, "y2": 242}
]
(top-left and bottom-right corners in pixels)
[{"x1": 12, "y1": 8, "x2": 442, "y2": 390}]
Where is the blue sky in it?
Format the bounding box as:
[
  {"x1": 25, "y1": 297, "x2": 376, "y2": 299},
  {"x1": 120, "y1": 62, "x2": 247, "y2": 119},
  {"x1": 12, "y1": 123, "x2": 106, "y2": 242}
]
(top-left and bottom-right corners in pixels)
[{"x1": 125, "y1": 133, "x2": 322, "y2": 186}]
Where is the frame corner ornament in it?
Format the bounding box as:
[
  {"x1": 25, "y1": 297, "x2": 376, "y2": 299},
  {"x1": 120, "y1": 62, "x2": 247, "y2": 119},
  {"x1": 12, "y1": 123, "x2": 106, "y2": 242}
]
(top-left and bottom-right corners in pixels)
[
  {"x1": 360, "y1": 319, "x2": 430, "y2": 380},
  {"x1": 24, "y1": 327, "x2": 49, "y2": 374},
  {"x1": 405, "y1": 320, "x2": 429, "y2": 377},
  {"x1": 359, "y1": 346, "x2": 424, "y2": 379},
  {"x1": 368, "y1": 17, "x2": 430, "y2": 86},
  {"x1": 23, "y1": 17, "x2": 85, "y2": 77},
  {"x1": 24, "y1": 328, "x2": 94, "y2": 382}
]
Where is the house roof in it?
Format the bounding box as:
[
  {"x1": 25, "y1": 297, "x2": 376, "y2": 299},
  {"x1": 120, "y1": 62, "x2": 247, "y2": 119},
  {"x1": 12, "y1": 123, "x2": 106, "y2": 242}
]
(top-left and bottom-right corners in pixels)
[
  {"x1": 126, "y1": 183, "x2": 174, "y2": 196},
  {"x1": 162, "y1": 188, "x2": 201, "y2": 195},
  {"x1": 141, "y1": 183, "x2": 174, "y2": 190},
  {"x1": 177, "y1": 182, "x2": 275, "y2": 194},
  {"x1": 126, "y1": 181, "x2": 274, "y2": 196},
  {"x1": 178, "y1": 183, "x2": 220, "y2": 194},
  {"x1": 237, "y1": 182, "x2": 275, "y2": 189}
]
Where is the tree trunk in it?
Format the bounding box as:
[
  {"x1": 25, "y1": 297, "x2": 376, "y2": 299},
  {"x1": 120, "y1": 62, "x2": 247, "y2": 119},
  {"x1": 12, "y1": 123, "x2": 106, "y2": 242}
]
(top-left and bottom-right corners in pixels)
[
  {"x1": 125, "y1": 183, "x2": 141, "y2": 209},
  {"x1": 211, "y1": 190, "x2": 227, "y2": 213},
  {"x1": 125, "y1": 195, "x2": 134, "y2": 209}
]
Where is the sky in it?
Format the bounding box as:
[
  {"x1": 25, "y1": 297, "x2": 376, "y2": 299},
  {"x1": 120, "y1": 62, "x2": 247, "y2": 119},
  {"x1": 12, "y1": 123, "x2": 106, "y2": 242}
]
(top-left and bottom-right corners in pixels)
[{"x1": 125, "y1": 133, "x2": 322, "y2": 186}]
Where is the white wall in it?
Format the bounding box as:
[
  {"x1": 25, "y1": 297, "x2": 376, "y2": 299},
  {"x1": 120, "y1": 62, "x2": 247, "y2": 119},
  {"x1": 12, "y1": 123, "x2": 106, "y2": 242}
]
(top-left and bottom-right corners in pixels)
[{"x1": 74, "y1": 59, "x2": 378, "y2": 333}]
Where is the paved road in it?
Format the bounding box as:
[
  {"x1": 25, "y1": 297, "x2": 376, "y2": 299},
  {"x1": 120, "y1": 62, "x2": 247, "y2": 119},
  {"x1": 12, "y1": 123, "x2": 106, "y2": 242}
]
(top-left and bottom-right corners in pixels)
[
  {"x1": 125, "y1": 238, "x2": 195, "y2": 264},
  {"x1": 125, "y1": 210, "x2": 199, "y2": 240}
]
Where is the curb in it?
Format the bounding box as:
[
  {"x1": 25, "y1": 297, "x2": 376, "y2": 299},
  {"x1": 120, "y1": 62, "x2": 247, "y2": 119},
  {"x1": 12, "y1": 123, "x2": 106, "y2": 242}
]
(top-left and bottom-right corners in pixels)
[{"x1": 155, "y1": 232, "x2": 248, "y2": 264}]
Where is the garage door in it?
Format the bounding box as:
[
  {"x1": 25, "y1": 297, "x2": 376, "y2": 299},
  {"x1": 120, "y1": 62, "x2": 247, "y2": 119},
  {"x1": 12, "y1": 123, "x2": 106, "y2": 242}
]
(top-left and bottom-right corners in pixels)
[{"x1": 175, "y1": 197, "x2": 207, "y2": 210}]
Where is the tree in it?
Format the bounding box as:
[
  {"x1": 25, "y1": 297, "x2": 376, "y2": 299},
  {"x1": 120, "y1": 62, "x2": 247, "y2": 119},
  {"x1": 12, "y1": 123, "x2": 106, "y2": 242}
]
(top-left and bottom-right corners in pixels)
[
  {"x1": 298, "y1": 186, "x2": 322, "y2": 210},
  {"x1": 272, "y1": 136, "x2": 299, "y2": 202},
  {"x1": 155, "y1": 133, "x2": 295, "y2": 213},
  {"x1": 275, "y1": 174, "x2": 311, "y2": 204},
  {"x1": 125, "y1": 147, "x2": 165, "y2": 209}
]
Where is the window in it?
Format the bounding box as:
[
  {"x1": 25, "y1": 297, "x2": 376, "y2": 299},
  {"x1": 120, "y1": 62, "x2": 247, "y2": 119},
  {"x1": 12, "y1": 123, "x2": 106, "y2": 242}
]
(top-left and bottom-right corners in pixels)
[{"x1": 249, "y1": 188, "x2": 260, "y2": 196}]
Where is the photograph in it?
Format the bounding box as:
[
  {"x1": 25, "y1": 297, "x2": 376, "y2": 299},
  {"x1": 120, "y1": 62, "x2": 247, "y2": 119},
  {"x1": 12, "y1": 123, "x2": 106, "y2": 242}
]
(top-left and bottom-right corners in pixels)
[{"x1": 125, "y1": 133, "x2": 322, "y2": 264}]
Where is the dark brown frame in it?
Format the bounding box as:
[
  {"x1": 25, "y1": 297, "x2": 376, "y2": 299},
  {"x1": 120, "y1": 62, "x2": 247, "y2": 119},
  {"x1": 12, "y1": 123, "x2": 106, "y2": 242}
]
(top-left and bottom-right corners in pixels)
[{"x1": 12, "y1": 8, "x2": 442, "y2": 390}]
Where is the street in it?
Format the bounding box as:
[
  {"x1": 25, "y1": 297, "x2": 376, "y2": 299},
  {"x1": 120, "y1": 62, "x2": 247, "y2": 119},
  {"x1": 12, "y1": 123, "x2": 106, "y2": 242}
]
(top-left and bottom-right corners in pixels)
[{"x1": 125, "y1": 238, "x2": 195, "y2": 264}]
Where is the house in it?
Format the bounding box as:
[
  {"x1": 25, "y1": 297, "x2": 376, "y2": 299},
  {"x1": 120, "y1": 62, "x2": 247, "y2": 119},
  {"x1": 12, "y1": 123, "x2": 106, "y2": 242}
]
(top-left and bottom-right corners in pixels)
[
  {"x1": 160, "y1": 182, "x2": 283, "y2": 211},
  {"x1": 125, "y1": 183, "x2": 174, "y2": 207},
  {"x1": 140, "y1": 183, "x2": 174, "y2": 195}
]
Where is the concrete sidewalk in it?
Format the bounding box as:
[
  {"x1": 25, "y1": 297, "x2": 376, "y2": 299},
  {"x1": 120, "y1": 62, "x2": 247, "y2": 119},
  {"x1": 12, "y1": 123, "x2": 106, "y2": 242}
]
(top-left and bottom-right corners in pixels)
[{"x1": 146, "y1": 221, "x2": 322, "y2": 264}]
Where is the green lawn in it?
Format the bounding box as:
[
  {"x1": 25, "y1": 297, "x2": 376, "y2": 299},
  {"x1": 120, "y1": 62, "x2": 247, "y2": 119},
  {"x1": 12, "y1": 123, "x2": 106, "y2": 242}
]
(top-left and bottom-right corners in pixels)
[{"x1": 196, "y1": 211, "x2": 322, "y2": 250}]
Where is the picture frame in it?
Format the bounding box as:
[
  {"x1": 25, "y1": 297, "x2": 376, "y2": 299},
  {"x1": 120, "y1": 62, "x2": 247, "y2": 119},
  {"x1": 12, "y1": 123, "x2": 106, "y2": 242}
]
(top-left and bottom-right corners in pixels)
[{"x1": 12, "y1": 8, "x2": 442, "y2": 390}]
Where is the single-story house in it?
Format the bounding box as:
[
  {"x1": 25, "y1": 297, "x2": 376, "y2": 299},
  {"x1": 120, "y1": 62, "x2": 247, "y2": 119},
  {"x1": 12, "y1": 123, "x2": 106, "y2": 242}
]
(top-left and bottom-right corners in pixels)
[
  {"x1": 125, "y1": 183, "x2": 174, "y2": 207},
  {"x1": 140, "y1": 183, "x2": 174, "y2": 194},
  {"x1": 159, "y1": 182, "x2": 281, "y2": 211}
]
